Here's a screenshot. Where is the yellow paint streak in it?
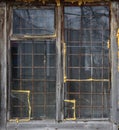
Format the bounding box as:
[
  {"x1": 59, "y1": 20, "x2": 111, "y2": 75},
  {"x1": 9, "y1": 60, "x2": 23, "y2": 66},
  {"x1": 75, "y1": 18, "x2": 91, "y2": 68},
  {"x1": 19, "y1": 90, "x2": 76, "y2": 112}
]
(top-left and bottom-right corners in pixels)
[
  {"x1": 64, "y1": 100, "x2": 76, "y2": 120},
  {"x1": 63, "y1": 42, "x2": 67, "y2": 83},
  {"x1": 107, "y1": 40, "x2": 110, "y2": 49},
  {"x1": 24, "y1": 33, "x2": 56, "y2": 39},
  {"x1": 117, "y1": 29, "x2": 119, "y2": 45},
  {"x1": 117, "y1": 28, "x2": 119, "y2": 71},
  {"x1": 66, "y1": 78, "x2": 109, "y2": 82},
  {"x1": 56, "y1": 0, "x2": 60, "y2": 6}
]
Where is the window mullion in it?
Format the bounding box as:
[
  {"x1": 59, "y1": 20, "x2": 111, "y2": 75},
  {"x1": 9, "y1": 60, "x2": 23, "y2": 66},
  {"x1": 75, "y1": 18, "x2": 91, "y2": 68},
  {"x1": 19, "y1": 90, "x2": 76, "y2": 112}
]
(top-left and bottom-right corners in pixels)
[{"x1": 56, "y1": 6, "x2": 62, "y2": 121}]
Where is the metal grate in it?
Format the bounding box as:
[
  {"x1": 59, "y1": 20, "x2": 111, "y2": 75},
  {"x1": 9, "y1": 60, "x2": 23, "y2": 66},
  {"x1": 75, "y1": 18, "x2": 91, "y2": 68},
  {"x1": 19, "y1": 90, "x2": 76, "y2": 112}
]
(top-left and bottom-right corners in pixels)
[
  {"x1": 10, "y1": 40, "x2": 56, "y2": 120},
  {"x1": 64, "y1": 6, "x2": 110, "y2": 119}
]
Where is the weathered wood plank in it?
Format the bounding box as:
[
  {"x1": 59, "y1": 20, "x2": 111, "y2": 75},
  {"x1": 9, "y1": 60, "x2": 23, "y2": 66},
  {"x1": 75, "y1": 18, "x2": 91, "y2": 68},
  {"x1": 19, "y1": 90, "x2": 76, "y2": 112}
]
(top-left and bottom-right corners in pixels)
[
  {"x1": 110, "y1": 1, "x2": 119, "y2": 124},
  {"x1": 0, "y1": 3, "x2": 7, "y2": 130},
  {"x1": 56, "y1": 6, "x2": 62, "y2": 121}
]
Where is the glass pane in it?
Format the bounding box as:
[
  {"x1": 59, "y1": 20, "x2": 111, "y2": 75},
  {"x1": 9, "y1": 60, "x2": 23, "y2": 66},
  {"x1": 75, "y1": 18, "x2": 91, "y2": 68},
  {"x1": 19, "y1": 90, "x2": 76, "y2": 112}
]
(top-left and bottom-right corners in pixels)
[
  {"x1": 22, "y1": 55, "x2": 32, "y2": 67},
  {"x1": 13, "y1": 8, "x2": 55, "y2": 35},
  {"x1": 21, "y1": 43, "x2": 32, "y2": 53},
  {"x1": 32, "y1": 107, "x2": 44, "y2": 119},
  {"x1": 33, "y1": 81, "x2": 44, "y2": 92},
  {"x1": 46, "y1": 81, "x2": 56, "y2": 92},
  {"x1": 12, "y1": 68, "x2": 20, "y2": 79},
  {"x1": 34, "y1": 68, "x2": 45, "y2": 79},
  {"x1": 22, "y1": 81, "x2": 32, "y2": 91},
  {"x1": 46, "y1": 106, "x2": 56, "y2": 119},
  {"x1": 12, "y1": 80, "x2": 20, "y2": 90},
  {"x1": 64, "y1": 6, "x2": 110, "y2": 119},
  {"x1": 80, "y1": 94, "x2": 91, "y2": 106},
  {"x1": 34, "y1": 55, "x2": 44, "y2": 66},
  {"x1": 11, "y1": 92, "x2": 30, "y2": 118},
  {"x1": 22, "y1": 68, "x2": 32, "y2": 79},
  {"x1": 11, "y1": 40, "x2": 56, "y2": 120},
  {"x1": 46, "y1": 93, "x2": 56, "y2": 105},
  {"x1": 80, "y1": 108, "x2": 92, "y2": 118},
  {"x1": 80, "y1": 82, "x2": 91, "y2": 93}
]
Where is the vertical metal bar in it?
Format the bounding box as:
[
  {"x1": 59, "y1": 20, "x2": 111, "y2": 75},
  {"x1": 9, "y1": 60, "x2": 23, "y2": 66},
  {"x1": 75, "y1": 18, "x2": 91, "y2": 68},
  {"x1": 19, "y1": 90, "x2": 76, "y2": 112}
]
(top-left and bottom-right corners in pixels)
[
  {"x1": 19, "y1": 42, "x2": 21, "y2": 118},
  {"x1": 78, "y1": 13, "x2": 82, "y2": 118},
  {"x1": 19, "y1": 10, "x2": 22, "y2": 34},
  {"x1": 102, "y1": 27, "x2": 104, "y2": 118},
  {"x1": 90, "y1": 10, "x2": 93, "y2": 118},
  {"x1": 44, "y1": 41, "x2": 46, "y2": 118},
  {"x1": 32, "y1": 41, "x2": 34, "y2": 118}
]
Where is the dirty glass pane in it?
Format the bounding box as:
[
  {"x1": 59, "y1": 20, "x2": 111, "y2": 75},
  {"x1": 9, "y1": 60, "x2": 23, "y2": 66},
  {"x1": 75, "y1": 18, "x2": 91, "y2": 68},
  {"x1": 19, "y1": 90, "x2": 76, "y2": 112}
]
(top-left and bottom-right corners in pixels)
[
  {"x1": 11, "y1": 40, "x2": 56, "y2": 120},
  {"x1": 64, "y1": 6, "x2": 110, "y2": 119},
  {"x1": 13, "y1": 8, "x2": 55, "y2": 35},
  {"x1": 11, "y1": 92, "x2": 30, "y2": 118}
]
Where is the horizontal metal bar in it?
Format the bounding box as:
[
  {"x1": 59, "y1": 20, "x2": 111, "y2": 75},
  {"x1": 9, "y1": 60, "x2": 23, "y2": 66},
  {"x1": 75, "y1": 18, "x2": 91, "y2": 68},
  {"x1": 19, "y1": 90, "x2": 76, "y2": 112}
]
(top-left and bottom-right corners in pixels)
[
  {"x1": 12, "y1": 67, "x2": 56, "y2": 68},
  {"x1": 66, "y1": 92, "x2": 110, "y2": 95},
  {"x1": 76, "y1": 106, "x2": 108, "y2": 108},
  {"x1": 67, "y1": 67, "x2": 109, "y2": 69},
  {"x1": 12, "y1": 79, "x2": 55, "y2": 81},
  {"x1": 12, "y1": 53, "x2": 56, "y2": 55}
]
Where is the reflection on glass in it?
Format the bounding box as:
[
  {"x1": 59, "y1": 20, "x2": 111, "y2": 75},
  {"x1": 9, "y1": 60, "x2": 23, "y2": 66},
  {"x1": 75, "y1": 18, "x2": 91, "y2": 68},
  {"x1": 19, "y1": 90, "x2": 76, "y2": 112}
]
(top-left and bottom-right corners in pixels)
[{"x1": 13, "y1": 8, "x2": 55, "y2": 35}]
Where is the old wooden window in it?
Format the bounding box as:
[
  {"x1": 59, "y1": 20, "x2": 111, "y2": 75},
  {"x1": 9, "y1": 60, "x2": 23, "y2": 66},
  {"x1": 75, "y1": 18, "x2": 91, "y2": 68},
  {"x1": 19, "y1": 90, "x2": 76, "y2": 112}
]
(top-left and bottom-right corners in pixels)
[
  {"x1": 10, "y1": 8, "x2": 56, "y2": 120},
  {"x1": 9, "y1": 4, "x2": 110, "y2": 121}
]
